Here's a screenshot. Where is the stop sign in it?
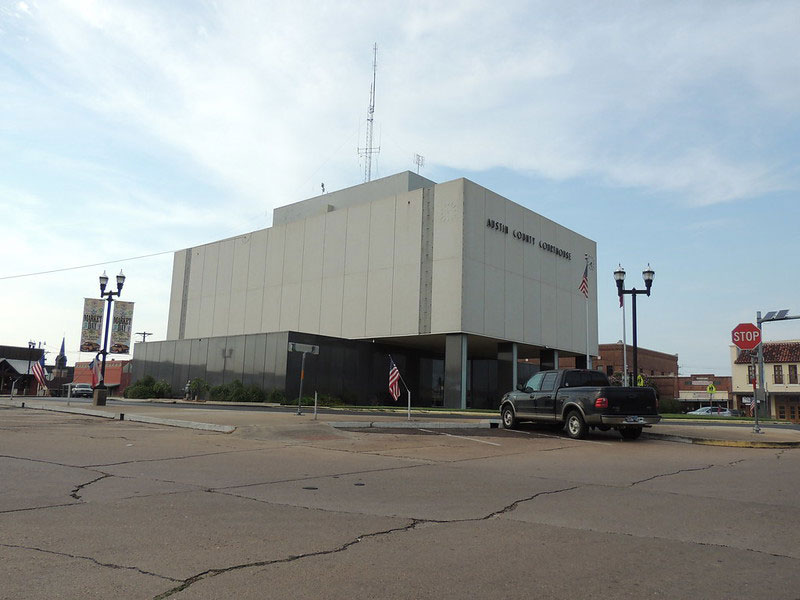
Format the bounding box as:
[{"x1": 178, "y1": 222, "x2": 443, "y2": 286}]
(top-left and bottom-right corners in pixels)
[{"x1": 732, "y1": 323, "x2": 761, "y2": 350}]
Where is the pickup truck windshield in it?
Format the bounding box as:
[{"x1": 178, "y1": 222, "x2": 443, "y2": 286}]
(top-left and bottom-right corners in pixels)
[{"x1": 563, "y1": 371, "x2": 609, "y2": 388}]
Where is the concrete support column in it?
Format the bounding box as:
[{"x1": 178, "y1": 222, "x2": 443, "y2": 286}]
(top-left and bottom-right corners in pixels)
[
  {"x1": 540, "y1": 349, "x2": 559, "y2": 371},
  {"x1": 497, "y1": 342, "x2": 518, "y2": 393},
  {"x1": 444, "y1": 334, "x2": 468, "y2": 409}
]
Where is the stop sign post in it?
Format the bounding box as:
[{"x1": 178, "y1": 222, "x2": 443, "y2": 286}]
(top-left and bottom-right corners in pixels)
[
  {"x1": 732, "y1": 322, "x2": 763, "y2": 434},
  {"x1": 732, "y1": 322, "x2": 761, "y2": 351}
]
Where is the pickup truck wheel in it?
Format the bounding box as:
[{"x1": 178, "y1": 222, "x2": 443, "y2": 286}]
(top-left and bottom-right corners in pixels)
[
  {"x1": 501, "y1": 406, "x2": 517, "y2": 429},
  {"x1": 620, "y1": 427, "x2": 643, "y2": 440},
  {"x1": 565, "y1": 410, "x2": 587, "y2": 440}
]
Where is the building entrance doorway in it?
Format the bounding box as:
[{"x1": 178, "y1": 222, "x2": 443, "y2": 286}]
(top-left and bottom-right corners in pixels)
[{"x1": 775, "y1": 396, "x2": 800, "y2": 423}]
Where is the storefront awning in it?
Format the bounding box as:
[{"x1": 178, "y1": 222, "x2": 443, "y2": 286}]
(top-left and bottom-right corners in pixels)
[{"x1": 0, "y1": 358, "x2": 36, "y2": 376}]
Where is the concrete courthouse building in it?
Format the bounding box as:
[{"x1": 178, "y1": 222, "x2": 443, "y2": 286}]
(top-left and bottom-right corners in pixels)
[{"x1": 133, "y1": 172, "x2": 598, "y2": 409}]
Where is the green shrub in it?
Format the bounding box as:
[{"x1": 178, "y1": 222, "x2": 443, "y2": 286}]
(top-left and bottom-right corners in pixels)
[
  {"x1": 280, "y1": 393, "x2": 346, "y2": 407},
  {"x1": 658, "y1": 397, "x2": 682, "y2": 414},
  {"x1": 124, "y1": 375, "x2": 156, "y2": 399},
  {"x1": 209, "y1": 380, "x2": 267, "y2": 402},
  {"x1": 123, "y1": 376, "x2": 174, "y2": 399},
  {"x1": 152, "y1": 380, "x2": 173, "y2": 399},
  {"x1": 244, "y1": 384, "x2": 266, "y2": 403},
  {"x1": 209, "y1": 383, "x2": 230, "y2": 402},
  {"x1": 227, "y1": 380, "x2": 246, "y2": 402},
  {"x1": 188, "y1": 378, "x2": 210, "y2": 400},
  {"x1": 266, "y1": 389, "x2": 286, "y2": 404}
]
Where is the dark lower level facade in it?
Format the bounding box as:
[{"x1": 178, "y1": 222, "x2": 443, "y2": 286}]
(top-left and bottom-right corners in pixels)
[
  {"x1": 731, "y1": 391, "x2": 800, "y2": 423},
  {"x1": 132, "y1": 331, "x2": 587, "y2": 410}
]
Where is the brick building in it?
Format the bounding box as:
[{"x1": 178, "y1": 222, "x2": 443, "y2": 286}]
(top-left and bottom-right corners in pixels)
[
  {"x1": 73, "y1": 359, "x2": 133, "y2": 396},
  {"x1": 556, "y1": 342, "x2": 679, "y2": 400},
  {"x1": 675, "y1": 374, "x2": 732, "y2": 412},
  {"x1": 594, "y1": 343, "x2": 678, "y2": 379}
]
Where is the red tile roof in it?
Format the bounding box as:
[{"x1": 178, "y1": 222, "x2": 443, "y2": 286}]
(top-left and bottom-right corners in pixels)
[{"x1": 734, "y1": 342, "x2": 800, "y2": 364}]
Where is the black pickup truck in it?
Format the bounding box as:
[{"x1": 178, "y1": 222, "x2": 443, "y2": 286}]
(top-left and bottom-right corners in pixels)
[{"x1": 499, "y1": 369, "x2": 660, "y2": 440}]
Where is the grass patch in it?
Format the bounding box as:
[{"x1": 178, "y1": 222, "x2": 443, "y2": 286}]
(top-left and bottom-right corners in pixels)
[{"x1": 660, "y1": 413, "x2": 778, "y2": 423}]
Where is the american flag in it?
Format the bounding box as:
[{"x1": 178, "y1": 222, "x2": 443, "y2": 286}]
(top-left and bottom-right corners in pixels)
[
  {"x1": 31, "y1": 355, "x2": 47, "y2": 390},
  {"x1": 579, "y1": 264, "x2": 589, "y2": 299},
  {"x1": 388, "y1": 358, "x2": 400, "y2": 402}
]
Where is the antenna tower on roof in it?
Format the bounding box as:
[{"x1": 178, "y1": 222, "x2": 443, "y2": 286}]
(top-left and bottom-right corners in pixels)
[{"x1": 357, "y1": 43, "x2": 380, "y2": 182}]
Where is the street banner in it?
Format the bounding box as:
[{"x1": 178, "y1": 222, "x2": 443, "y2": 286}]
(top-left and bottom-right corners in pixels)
[
  {"x1": 110, "y1": 301, "x2": 134, "y2": 354},
  {"x1": 79, "y1": 298, "x2": 104, "y2": 352}
]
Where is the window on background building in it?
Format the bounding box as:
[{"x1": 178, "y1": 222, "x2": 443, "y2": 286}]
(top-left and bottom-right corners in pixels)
[
  {"x1": 790, "y1": 365, "x2": 798, "y2": 384},
  {"x1": 606, "y1": 365, "x2": 614, "y2": 377},
  {"x1": 748, "y1": 365, "x2": 755, "y2": 383},
  {"x1": 774, "y1": 365, "x2": 784, "y2": 384}
]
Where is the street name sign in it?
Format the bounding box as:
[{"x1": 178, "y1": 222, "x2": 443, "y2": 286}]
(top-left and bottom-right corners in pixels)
[{"x1": 288, "y1": 342, "x2": 319, "y2": 355}]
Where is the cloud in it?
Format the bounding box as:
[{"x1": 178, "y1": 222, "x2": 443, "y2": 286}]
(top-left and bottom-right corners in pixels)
[
  {"x1": 2, "y1": 0, "x2": 799, "y2": 362},
  {"x1": 3, "y1": 0, "x2": 794, "y2": 213}
]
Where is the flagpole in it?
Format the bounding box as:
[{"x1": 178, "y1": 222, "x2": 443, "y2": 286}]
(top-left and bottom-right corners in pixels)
[
  {"x1": 585, "y1": 292, "x2": 590, "y2": 368},
  {"x1": 397, "y1": 372, "x2": 411, "y2": 421},
  {"x1": 583, "y1": 254, "x2": 590, "y2": 368}
]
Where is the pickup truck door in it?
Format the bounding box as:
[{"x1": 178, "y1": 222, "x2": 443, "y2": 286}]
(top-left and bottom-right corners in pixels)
[
  {"x1": 532, "y1": 371, "x2": 559, "y2": 420},
  {"x1": 514, "y1": 372, "x2": 545, "y2": 417}
]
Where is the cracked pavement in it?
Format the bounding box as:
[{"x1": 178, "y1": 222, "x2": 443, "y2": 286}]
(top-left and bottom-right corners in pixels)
[{"x1": 1, "y1": 406, "x2": 799, "y2": 599}]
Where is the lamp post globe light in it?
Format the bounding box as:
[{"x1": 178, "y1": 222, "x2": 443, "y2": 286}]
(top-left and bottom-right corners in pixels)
[
  {"x1": 614, "y1": 263, "x2": 655, "y2": 386},
  {"x1": 93, "y1": 270, "x2": 125, "y2": 406}
]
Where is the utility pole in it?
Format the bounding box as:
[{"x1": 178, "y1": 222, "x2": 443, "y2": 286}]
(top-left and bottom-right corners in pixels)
[{"x1": 136, "y1": 332, "x2": 153, "y2": 343}]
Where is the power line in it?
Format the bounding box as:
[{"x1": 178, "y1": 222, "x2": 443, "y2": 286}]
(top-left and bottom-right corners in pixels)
[{"x1": 0, "y1": 249, "x2": 175, "y2": 281}]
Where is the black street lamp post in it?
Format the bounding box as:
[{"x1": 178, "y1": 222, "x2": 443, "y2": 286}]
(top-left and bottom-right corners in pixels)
[
  {"x1": 25, "y1": 341, "x2": 35, "y2": 396},
  {"x1": 93, "y1": 270, "x2": 125, "y2": 407},
  {"x1": 614, "y1": 264, "x2": 655, "y2": 386}
]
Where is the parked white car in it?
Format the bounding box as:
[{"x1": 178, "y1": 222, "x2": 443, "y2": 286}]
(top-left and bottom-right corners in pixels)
[
  {"x1": 688, "y1": 406, "x2": 732, "y2": 417},
  {"x1": 71, "y1": 383, "x2": 93, "y2": 398}
]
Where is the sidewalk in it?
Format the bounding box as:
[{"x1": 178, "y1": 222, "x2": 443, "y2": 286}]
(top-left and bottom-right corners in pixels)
[
  {"x1": 2, "y1": 397, "x2": 799, "y2": 448},
  {"x1": 646, "y1": 419, "x2": 800, "y2": 448}
]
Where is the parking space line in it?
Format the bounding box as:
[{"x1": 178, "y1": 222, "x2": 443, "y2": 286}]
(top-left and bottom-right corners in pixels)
[{"x1": 418, "y1": 429, "x2": 502, "y2": 446}]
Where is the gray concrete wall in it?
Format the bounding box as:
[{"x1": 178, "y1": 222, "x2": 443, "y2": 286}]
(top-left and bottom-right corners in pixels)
[
  {"x1": 272, "y1": 171, "x2": 434, "y2": 226},
  {"x1": 169, "y1": 186, "x2": 429, "y2": 342},
  {"x1": 460, "y1": 179, "x2": 597, "y2": 355},
  {"x1": 166, "y1": 174, "x2": 597, "y2": 359}
]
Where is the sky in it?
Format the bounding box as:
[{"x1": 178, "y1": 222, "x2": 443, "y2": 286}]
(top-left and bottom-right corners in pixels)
[{"x1": 2, "y1": 0, "x2": 799, "y2": 376}]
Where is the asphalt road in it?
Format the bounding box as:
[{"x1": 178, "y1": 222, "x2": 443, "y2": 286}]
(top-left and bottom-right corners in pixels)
[
  {"x1": 44, "y1": 396, "x2": 800, "y2": 431},
  {"x1": 2, "y1": 405, "x2": 799, "y2": 599}
]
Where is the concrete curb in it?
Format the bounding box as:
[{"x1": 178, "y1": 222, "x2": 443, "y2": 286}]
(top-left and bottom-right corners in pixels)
[
  {"x1": 327, "y1": 419, "x2": 500, "y2": 430},
  {"x1": 643, "y1": 431, "x2": 800, "y2": 448},
  {"x1": 1, "y1": 399, "x2": 116, "y2": 419},
  {"x1": 0, "y1": 400, "x2": 235, "y2": 434},
  {"x1": 122, "y1": 414, "x2": 236, "y2": 433}
]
